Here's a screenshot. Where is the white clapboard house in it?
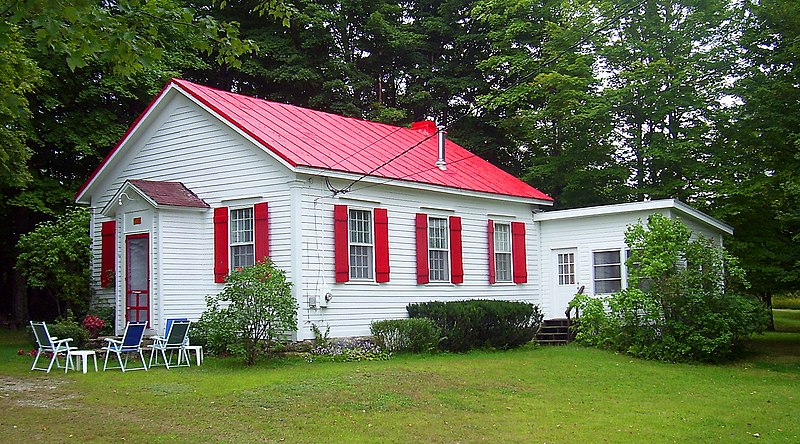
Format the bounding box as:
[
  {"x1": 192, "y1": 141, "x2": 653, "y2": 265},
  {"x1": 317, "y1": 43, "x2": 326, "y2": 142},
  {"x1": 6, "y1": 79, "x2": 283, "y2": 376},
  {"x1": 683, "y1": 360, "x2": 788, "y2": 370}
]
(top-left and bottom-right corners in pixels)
[{"x1": 75, "y1": 79, "x2": 733, "y2": 339}]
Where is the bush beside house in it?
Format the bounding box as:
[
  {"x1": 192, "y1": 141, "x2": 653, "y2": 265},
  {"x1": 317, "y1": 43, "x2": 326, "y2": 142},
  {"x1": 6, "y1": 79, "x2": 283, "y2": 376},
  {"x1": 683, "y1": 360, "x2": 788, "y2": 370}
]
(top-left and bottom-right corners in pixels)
[
  {"x1": 407, "y1": 300, "x2": 543, "y2": 352},
  {"x1": 569, "y1": 214, "x2": 769, "y2": 363}
]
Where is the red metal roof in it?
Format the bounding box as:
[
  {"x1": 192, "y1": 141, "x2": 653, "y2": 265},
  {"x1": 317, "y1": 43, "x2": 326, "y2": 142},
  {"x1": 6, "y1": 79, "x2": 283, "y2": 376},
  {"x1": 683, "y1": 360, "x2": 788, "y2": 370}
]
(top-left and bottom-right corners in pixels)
[
  {"x1": 129, "y1": 179, "x2": 209, "y2": 208},
  {"x1": 77, "y1": 79, "x2": 552, "y2": 202},
  {"x1": 172, "y1": 79, "x2": 551, "y2": 201}
]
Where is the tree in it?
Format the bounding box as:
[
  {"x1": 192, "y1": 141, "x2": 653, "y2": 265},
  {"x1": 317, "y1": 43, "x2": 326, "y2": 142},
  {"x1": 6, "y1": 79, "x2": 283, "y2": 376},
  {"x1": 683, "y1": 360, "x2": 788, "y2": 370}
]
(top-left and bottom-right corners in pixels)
[
  {"x1": 696, "y1": 0, "x2": 800, "y2": 329},
  {"x1": 474, "y1": 0, "x2": 628, "y2": 205},
  {"x1": 597, "y1": 0, "x2": 739, "y2": 202},
  {"x1": 1, "y1": 0, "x2": 266, "y2": 321},
  {"x1": 570, "y1": 215, "x2": 769, "y2": 362},
  {"x1": 16, "y1": 207, "x2": 92, "y2": 317},
  {"x1": 199, "y1": 261, "x2": 297, "y2": 365}
]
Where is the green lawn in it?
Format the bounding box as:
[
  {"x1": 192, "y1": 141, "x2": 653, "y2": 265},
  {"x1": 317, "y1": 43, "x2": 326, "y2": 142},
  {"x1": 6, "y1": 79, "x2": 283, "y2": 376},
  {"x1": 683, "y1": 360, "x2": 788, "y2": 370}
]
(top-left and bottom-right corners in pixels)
[{"x1": 0, "y1": 321, "x2": 798, "y2": 443}]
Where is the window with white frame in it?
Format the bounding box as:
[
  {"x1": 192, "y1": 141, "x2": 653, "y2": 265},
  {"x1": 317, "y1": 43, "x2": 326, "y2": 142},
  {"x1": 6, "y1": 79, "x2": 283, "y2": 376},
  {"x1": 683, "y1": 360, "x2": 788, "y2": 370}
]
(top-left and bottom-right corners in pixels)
[
  {"x1": 428, "y1": 217, "x2": 449, "y2": 282},
  {"x1": 593, "y1": 250, "x2": 622, "y2": 294},
  {"x1": 494, "y1": 223, "x2": 512, "y2": 282},
  {"x1": 230, "y1": 207, "x2": 255, "y2": 269},
  {"x1": 349, "y1": 209, "x2": 374, "y2": 280},
  {"x1": 558, "y1": 252, "x2": 575, "y2": 285}
]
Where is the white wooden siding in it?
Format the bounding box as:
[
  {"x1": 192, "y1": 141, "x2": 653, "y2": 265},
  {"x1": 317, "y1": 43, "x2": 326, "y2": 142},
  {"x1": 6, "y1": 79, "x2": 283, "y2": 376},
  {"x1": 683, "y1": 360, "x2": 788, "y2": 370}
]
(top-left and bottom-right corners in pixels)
[
  {"x1": 296, "y1": 176, "x2": 543, "y2": 339},
  {"x1": 87, "y1": 93, "x2": 296, "y2": 333}
]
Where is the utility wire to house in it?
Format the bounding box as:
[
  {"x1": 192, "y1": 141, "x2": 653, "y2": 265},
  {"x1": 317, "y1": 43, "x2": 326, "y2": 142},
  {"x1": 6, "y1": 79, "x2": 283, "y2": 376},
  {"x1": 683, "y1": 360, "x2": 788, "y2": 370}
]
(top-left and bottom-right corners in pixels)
[{"x1": 327, "y1": 0, "x2": 648, "y2": 196}]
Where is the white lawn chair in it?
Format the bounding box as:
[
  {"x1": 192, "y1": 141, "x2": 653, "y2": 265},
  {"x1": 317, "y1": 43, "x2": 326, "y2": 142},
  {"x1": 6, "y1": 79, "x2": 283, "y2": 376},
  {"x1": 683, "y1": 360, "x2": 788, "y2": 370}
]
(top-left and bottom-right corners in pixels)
[
  {"x1": 148, "y1": 320, "x2": 191, "y2": 369},
  {"x1": 103, "y1": 321, "x2": 148, "y2": 371},
  {"x1": 30, "y1": 321, "x2": 75, "y2": 373}
]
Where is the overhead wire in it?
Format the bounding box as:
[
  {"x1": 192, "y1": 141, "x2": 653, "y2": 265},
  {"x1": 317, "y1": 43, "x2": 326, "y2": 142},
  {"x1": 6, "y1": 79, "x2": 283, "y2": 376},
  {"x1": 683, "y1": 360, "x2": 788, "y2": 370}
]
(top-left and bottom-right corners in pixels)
[{"x1": 327, "y1": 0, "x2": 648, "y2": 196}]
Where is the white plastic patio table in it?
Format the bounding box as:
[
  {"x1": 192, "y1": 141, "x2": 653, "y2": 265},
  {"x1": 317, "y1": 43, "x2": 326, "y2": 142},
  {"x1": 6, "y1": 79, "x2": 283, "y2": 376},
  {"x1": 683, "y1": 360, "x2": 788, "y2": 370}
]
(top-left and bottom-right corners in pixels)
[
  {"x1": 68, "y1": 350, "x2": 98, "y2": 373},
  {"x1": 184, "y1": 345, "x2": 203, "y2": 366}
]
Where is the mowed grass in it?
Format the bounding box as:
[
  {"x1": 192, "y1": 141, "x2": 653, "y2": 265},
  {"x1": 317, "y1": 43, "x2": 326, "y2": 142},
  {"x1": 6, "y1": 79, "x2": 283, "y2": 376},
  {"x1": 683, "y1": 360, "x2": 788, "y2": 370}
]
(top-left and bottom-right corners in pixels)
[{"x1": 0, "y1": 320, "x2": 798, "y2": 444}]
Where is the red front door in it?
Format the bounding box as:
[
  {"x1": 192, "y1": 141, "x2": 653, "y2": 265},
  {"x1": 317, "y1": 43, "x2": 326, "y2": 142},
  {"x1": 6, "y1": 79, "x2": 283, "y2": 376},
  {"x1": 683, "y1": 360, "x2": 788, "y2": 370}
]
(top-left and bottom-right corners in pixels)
[{"x1": 126, "y1": 234, "x2": 150, "y2": 324}]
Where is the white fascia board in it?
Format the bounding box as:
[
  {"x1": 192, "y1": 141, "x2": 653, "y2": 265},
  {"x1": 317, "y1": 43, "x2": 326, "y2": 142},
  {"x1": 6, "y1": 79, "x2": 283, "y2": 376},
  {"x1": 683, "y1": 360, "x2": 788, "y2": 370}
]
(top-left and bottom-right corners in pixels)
[
  {"x1": 175, "y1": 86, "x2": 297, "y2": 173},
  {"x1": 672, "y1": 200, "x2": 734, "y2": 235},
  {"x1": 534, "y1": 199, "x2": 733, "y2": 235},
  {"x1": 295, "y1": 166, "x2": 555, "y2": 207},
  {"x1": 100, "y1": 181, "x2": 159, "y2": 216},
  {"x1": 75, "y1": 85, "x2": 181, "y2": 205}
]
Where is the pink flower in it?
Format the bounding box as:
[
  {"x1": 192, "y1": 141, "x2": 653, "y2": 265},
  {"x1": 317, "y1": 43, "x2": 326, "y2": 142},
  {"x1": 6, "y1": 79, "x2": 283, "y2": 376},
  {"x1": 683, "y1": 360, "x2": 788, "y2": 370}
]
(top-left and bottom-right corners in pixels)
[{"x1": 82, "y1": 314, "x2": 105, "y2": 330}]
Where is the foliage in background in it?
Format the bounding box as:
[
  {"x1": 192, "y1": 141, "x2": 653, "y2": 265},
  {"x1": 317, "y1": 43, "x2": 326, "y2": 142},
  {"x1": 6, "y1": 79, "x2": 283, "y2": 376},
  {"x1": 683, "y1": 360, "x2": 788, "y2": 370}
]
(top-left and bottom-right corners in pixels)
[
  {"x1": 370, "y1": 318, "x2": 441, "y2": 353},
  {"x1": 772, "y1": 294, "x2": 800, "y2": 310},
  {"x1": 197, "y1": 260, "x2": 297, "y2": 365},
  {"x1": 407, "y1": 300, "x2": 543, "y2": 352},
  {"x1": 47, "y1": 309, "x2": 89, "y2": 349},
  {"x1": 15, "y1": 207, "x2": 92, "y2": 317},
  {"x1": 570, "y1": 215, "x2": 769, "y2": 362}
]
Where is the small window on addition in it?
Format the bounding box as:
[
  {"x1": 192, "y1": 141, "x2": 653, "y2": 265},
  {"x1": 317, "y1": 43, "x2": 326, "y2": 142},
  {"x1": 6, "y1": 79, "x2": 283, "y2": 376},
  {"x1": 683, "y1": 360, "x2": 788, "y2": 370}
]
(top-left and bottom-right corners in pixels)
[{"x1": 593, "y1": 250, "x2": 622, "y2": 294}]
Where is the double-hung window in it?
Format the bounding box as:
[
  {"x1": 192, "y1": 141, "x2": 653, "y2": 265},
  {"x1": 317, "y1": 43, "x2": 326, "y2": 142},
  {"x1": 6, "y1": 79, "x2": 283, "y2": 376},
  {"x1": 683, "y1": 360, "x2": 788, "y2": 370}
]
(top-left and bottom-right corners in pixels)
[
  {"x1": 593, "y1": 250, "x2": 622, "y2": 294},
  {"x1": 428, "y1": 217, "x2": 450, "y2": 282},
  {"x1": 348, "y1": 209, "x2": 374, "y2": 280},
  {"x1": 230, "y1": 207, "x2": 255, "y2": 269},
  {"x1": 493, "y1": 223, "x2": 512, "y2": 282}
]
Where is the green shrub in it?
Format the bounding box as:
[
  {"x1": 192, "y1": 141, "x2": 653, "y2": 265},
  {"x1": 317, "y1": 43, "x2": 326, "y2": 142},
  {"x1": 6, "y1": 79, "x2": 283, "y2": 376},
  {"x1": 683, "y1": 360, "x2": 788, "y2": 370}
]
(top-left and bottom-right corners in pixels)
[
  {"x1": 370, "y1": 318, "x2": 440, "y2": 353},
  {"x1": 197, "y1": 260, "x2": 298, "y2": 364},
  {"x1": 47, "y1": 309, "x2": 89, "y2": 348},
  {"x1": 772, "y1": 293, "x2": 800, "y2": 310},
  {"x1": 570, "y1": 214, "x2": 770, "y2": 363},
  {"x1": 407, "y1": 300, "x2": 543, "y2": 352}
]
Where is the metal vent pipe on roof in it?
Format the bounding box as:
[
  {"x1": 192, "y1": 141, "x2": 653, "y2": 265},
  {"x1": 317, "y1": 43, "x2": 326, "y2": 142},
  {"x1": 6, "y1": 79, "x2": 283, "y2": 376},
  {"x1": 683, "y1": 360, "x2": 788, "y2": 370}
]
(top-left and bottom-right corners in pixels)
[{"x1": 436, "y1": 126, "x2": 447, "y2": 171}]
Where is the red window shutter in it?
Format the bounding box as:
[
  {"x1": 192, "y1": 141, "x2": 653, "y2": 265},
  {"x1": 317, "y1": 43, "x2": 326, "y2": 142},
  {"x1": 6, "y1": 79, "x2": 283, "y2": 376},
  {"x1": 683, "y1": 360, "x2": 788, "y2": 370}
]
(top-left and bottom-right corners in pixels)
[
  {"x1": 213, "y1": 207, "x2": 229, "y2": 283},
  {"x1": 100, "y1": 221, "x2": 116, "y2": 288},
  {"x1": 334, "y1": 205, "x2": 350, "y2": 283},
  {"x1": 488, "y1": 220, "x2": 496, "y2": 284},
  {"x1": 512, "y1": 221, "x2": 528, "y2": 283},
  {"x1": 449, "y1": 216, "x2": 463, "y2": 284},
  {"x1": 254, "y1": 202, "x2": 269, "y2": 263},
  {"x1": 415, "y1": 213, "x2": 429, "y2": 284},
  {"x1": 374, "y1": 208, "x2": 390, "y2": 283}
]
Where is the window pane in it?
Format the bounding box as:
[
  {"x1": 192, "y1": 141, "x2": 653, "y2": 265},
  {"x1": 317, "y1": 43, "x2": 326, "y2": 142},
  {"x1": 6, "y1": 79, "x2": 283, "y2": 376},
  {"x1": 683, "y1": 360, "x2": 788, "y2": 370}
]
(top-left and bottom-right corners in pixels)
[
  {"x1": 594, "y1": 250, "x2": 620, "y2": 265},
  {"x1": 596, "y1": 280, "x2": 622, "y2": 294},
  {"x1": 429, "y1": 218, "x2": 448, "y2": 249},
  {"x1": 349, "y1": 210, "x2": 372, "y2": 244},
  {"x1": 350, "y1": 245, "x2": 374, "y2": 280},
  {"x1": 232, "y1": 244, "x2": 254, "y2": 269},
  {"x1": 429, "y1": 250, "x2": 449, "y2": 282},
  {"x1": 558, "y1": 252, "x2": 575, "y2": 285},
  {"x1": 494, "y1": 224, "x2": 511, "y2": 252},
  {"x1": 593, "y1": 250, "x2": 622, "y2": 294},
  {"x1": 595, "y1": 265, "x2": 621, "y2": 279},
  {"x1": 230, "y1": 208, "x2": 253, "y2": 244},
  {"x1": 496, "y1": 253, "x2": 512, "y2": 282}
]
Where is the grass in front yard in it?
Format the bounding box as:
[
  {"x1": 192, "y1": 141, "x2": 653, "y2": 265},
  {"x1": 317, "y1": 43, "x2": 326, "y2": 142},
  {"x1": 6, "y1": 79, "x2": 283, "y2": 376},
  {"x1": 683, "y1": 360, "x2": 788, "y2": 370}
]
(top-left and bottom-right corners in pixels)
[
  {"x1": 0, "y1": 324, "x2": 798, "y2": 443},
  {"x1": 774, "y1": 309, "x2": 800, "y2": 332}
]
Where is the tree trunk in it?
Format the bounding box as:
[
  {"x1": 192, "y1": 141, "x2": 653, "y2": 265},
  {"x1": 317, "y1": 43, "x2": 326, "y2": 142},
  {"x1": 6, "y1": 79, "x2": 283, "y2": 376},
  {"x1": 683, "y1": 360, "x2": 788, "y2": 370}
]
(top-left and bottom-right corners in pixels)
[
  {"x1": 12, "y1": 267, "x2": 29, "y2": 325},
  {"x1": 762, "y1": 292, "x2": 775, "y2": 331}
]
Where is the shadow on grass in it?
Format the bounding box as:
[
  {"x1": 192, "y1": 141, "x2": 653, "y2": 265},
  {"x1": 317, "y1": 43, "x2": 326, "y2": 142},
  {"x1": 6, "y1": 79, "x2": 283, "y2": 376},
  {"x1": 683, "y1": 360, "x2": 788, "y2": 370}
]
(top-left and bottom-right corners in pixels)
[{"x1": 736, "y1": 310, "x2": 800, "y2": 375}]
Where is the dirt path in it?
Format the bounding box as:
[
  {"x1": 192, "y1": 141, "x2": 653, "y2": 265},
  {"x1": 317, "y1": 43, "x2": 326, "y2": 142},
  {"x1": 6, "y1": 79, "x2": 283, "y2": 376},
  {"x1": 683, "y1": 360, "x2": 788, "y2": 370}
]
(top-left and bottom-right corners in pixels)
[{"x1": 0, "y1": 376, "x2": 77, "y2": 409}]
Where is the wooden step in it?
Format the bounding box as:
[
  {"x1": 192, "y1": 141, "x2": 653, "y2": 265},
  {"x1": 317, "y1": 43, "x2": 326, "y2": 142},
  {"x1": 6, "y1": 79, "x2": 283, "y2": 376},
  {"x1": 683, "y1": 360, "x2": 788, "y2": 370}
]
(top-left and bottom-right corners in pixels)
[{"x1": 536, "y1": 318, "x2": 575, "y2": 346}]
